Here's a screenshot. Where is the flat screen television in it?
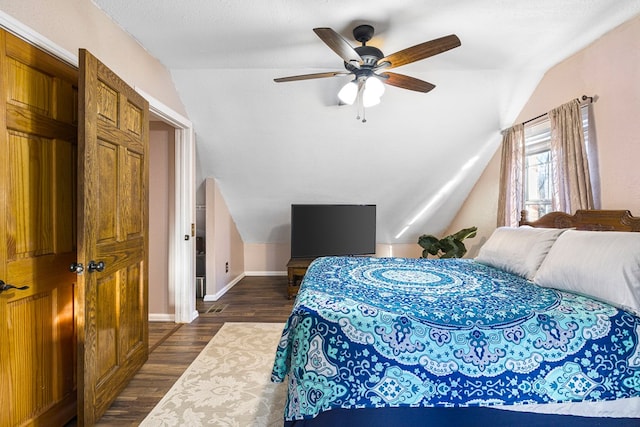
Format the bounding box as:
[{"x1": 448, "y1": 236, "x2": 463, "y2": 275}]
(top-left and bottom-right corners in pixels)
[{"x1": 290, "y1": 204, "x2": 376, "y2": 258}]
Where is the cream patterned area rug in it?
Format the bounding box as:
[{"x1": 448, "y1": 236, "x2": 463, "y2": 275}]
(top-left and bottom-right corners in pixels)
[{"x1": 141, "y1": 322, "x2": 287, "y2": 427}]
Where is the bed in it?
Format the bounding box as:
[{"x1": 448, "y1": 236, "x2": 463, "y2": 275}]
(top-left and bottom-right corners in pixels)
[{"x1": 271, "y1": 210, "x2": 640, "y2": 426}]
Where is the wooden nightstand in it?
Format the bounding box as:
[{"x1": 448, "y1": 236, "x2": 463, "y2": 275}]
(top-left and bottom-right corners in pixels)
[{"x1": 286, "y1": 258, "x2": 315, "y2": 299}]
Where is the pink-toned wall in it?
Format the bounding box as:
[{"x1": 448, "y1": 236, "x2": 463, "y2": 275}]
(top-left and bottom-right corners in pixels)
[
  {"x1": 446, "y1": 14, "x2": 640, "y2": 256},
  {"x1": 205, "y1": 178, "x2": 244, "y2": 298},
  {"x1": 244, "y1": 243, "x2": 289, "y2": 274},
  {"x1": 442, "y1": 150, "x2": 502, "y2": 257},
  {"x1": 243, "y1": 242, "x2": 423, "y2": 274},
  {"x1": 149, "y1": 122, "x2": 175, "y2": 315},
  {"x1": 0, "y1": 0, "x2": 186, "y2": 117}
]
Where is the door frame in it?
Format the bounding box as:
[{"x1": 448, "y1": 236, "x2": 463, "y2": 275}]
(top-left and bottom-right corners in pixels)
[
  {"x1": 137, "y1": 88, "x2": 197, "y2": 323},
  {"x1": 0, "y1": 11, "x2": 198, "y2": 323}
]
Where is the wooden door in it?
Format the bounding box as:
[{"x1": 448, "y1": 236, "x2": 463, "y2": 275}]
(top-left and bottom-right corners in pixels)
[
  {"x1": 0, "y1": 30, "x2": 78, "y2": 426},
  {"x1": 76, "y1": 49, "x2": 149, "y2": 425}
]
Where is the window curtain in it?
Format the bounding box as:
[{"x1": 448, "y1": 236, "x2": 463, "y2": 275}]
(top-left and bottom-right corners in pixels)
[
  {"x1": 497, "y1": 123, "x2": 524, "y2": 227},
  {"x1": 548, "y1": 99, "x2": 594, "y2": 213}
]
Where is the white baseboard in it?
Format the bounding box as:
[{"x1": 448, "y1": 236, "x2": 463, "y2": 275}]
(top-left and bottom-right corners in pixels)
[
  {"x1": 149, "y1": 313, "x2": 175, "y2": 322},
  {"x1": 203, "y1": 273, "x2": 246, "y2": 301},
  {"x1": 152, "y1": 271, "x2": 287, "y2": 319},
  {"x1": 244, "y1": 270, "x2": 287, "y2": 276}
]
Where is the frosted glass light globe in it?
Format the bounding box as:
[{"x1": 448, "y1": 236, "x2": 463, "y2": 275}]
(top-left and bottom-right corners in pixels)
[{"x1": 338, "y1": 81, "x2": 358, "y2": 105}]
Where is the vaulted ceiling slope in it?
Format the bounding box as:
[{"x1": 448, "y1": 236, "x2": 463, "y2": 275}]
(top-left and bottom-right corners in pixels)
[{"x1": 93, "y1": 0, "x2": 640, "y2": 244}]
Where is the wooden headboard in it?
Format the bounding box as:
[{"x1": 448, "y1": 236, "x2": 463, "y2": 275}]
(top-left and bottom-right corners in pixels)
[{"x1": 519, "y1": 210, "x2": 640, "y2": 232}]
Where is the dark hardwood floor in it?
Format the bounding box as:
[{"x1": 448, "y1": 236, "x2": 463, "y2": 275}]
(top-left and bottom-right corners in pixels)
[{"x1": 91, "y1": 275, "x2": 294, "y2": 426}]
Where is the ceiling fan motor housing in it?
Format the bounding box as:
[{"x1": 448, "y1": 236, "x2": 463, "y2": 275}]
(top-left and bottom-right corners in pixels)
[
  {"x1": 344, "y1": 45, "x2": 384, "y2": 73},
  {"x1": 350, "y1": 25, "x2": 383, "y2": 68}
]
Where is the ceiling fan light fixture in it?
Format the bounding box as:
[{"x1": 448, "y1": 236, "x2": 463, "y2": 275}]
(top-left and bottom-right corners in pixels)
[
  {"x1": 338, "y1": 80, "x2": 358, "y2": 105},
  {"x1": 363, "y1": 95, "x2": 381, "y2": 108},
  {"x1": 363, "y1": 76, "x2": 385, "y2": 107},
  {"x1": 339, "y1": 75, "x2": 384, "y2": 107}
]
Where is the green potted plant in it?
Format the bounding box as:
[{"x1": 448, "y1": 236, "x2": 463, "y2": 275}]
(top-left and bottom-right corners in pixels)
[{"x1": 418, "y1": 226, "x2": 478, "y2": 258}]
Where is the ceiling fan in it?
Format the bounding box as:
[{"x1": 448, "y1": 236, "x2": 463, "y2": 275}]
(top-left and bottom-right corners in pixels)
[{"x1": 274, "y1": 24, "x2": 461, "y2": 121}]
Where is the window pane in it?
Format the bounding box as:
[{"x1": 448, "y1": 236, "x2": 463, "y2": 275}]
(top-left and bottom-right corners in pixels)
[
  {"x1": 524, "y1": 149, "x2": 551, "y2": 220},
  {"x1": 520, "y1": 103, "x2": 591, "y2": 221}
]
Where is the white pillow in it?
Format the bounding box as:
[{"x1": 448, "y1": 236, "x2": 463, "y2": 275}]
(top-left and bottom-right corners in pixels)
[
  {"x1": 475, "y1": 226, "x2": 567, "y2": 280},
  {"x1": 533, "y1": 230, "x2": 640, "y2": 314}
]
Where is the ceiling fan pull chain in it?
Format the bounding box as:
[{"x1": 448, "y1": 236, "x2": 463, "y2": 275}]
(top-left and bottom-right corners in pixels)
[
  {"x1": 358, "y1": 91, "x2": 367, "y2": 123},
  {"x1": 356, "y1": 79, "x2": 366, "y2": 122}
]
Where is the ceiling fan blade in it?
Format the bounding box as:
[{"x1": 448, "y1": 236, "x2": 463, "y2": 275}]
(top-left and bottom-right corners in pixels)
[
  {"x1": 379, "y1": 34, "x2": 461, "y2": 69},
  {"x1": 379, "y1": 72, "x2": 436, "y2": 93},
  {"x1": 313, "y1": 28, "x2": 363, "y2": 66},
  {"x1": 274, "y1": 71, "x2": 350, "y2": 83}
]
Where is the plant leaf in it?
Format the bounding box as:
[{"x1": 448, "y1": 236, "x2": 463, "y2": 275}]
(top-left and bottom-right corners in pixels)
[
  {"x1": 418, "y1": 227, "x2": 477, "y2": 258},
  {"x1": 418, "y1": 235, "x2": 441, "y2": 257},
  {"x1": 451, "y1": 226, "x2": 478, "y2": 241},
  {"x1": 439, "y1": 236, "x2": 461, "y2": 258}
]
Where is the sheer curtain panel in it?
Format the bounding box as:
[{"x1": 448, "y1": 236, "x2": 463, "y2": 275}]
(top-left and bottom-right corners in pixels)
[
  {"x1": 549, "y1": 99, "x2": 594, "y2": 213},
  {"x1": 497, "y1": 124, "x2": 525, "y2": 227}
]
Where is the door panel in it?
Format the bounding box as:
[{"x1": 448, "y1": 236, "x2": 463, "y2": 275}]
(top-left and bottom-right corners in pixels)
[
  {"x1": 77, "y1": 49, "x2": 149, "y2": 425},
  {"x1": 0, "y1": 30, "x2": 77, "y2": 427}
]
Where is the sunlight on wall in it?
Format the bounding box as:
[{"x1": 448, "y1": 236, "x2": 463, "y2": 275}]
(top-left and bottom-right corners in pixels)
[{"x1": 395, "y1": 156, "x2": 480, "y2": 239}]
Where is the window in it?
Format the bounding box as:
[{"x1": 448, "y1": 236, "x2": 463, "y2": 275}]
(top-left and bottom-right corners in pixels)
[{"x1": 523, "y1": 105, "x2": 590, "y2": 221}]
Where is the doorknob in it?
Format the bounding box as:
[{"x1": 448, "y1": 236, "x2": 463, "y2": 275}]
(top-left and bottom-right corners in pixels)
[
  {"x1": 0, "y1": 280, "x2": 29, "y2": 295},
  {"x1": 70, "y1": 263, "x2": 84, "y2": 274},
  {"x1": 87, "y1": 260, "x2": 105, "y2": 273}
]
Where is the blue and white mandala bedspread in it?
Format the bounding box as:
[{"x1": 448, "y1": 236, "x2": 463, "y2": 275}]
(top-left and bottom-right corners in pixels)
[{"x1": 271, "y1": 256, "x2": 640, "y2": 421}]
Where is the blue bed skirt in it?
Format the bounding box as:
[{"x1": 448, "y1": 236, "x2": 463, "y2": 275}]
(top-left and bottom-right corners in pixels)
[{"x1": 284, "y1": 406, "x2": 640, "y2": 427}]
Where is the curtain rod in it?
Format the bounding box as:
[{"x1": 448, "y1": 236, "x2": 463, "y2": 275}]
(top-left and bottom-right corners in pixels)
[{"x1": 519, "y1": 94, "x2": 594, "y2": 127}]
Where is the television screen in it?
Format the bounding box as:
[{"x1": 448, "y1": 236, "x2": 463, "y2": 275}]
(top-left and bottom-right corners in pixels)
[{"x1": 290, "y1": 204, "x2": 376, "y2": 258}]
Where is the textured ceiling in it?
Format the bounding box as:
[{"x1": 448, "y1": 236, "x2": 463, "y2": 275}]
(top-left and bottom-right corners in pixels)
[{"x1": 93, "y1": 0, "x2": 640, "y2": 244}]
